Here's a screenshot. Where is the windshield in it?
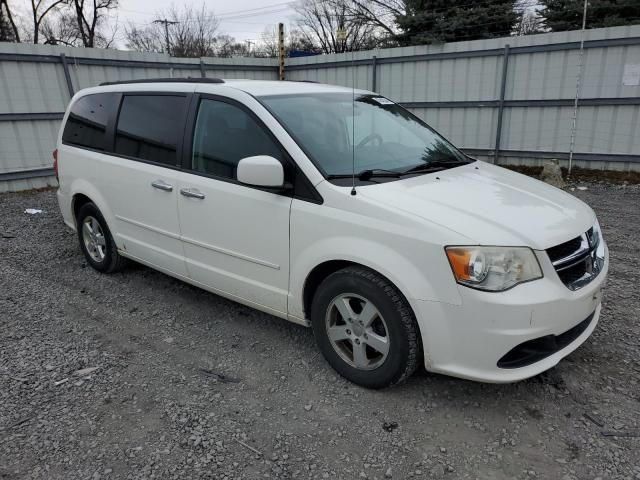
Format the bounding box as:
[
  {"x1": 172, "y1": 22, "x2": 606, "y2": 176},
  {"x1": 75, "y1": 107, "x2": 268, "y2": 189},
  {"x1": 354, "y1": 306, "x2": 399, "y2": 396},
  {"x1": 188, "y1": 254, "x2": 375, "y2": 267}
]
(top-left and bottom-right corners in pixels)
[{"x1": 259, "y1": 93, "x2": 470, "y2": 178}]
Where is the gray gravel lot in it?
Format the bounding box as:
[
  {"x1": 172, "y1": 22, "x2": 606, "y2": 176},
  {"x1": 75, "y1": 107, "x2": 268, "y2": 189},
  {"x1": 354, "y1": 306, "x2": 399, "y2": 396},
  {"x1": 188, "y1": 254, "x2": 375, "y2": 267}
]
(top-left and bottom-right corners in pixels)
[{"x1": 1, "y1": 183, "x2": 639, "y2": 480}]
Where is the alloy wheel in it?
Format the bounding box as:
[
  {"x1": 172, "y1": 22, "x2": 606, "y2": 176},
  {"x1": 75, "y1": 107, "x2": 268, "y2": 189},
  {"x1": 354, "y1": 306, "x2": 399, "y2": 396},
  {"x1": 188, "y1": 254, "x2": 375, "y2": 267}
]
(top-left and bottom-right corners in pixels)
[
  {"x1": 325, "y1": 293, "x2": 390, "y2": 370},
  {"x1": 82, "y1": 215, "x2": 106, "y2": 262}
]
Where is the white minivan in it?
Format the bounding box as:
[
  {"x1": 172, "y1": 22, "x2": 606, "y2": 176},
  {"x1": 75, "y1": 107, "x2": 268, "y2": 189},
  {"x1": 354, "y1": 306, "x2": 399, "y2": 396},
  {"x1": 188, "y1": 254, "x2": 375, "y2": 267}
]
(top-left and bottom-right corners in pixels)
[{"x1": 55, "y1": 78, "x2": 608, "y2": 388}]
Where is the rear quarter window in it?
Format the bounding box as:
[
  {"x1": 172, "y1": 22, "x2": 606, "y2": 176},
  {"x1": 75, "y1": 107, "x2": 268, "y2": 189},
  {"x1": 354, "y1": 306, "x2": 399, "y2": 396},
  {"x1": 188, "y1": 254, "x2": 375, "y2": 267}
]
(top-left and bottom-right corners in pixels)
[{"x1": 62, "y1": 93, "x2": 117, "y2": 150}]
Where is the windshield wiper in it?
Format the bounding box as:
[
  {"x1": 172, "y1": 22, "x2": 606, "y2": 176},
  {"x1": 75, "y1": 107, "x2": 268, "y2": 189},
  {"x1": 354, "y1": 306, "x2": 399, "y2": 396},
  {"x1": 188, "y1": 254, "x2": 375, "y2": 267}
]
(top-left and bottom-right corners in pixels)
[
  {"x1": 358, "y1": 169, "x2": 401, "y2": 180},
  {"x1": 326, "y1": 161, "x2": 468, "y2": 181},
  {"x1": 402, "y1": 160, "x2": 469, "y2": 175},
  {"x1": 326, "y1": 169, "x2": 401, "y2": 181}
]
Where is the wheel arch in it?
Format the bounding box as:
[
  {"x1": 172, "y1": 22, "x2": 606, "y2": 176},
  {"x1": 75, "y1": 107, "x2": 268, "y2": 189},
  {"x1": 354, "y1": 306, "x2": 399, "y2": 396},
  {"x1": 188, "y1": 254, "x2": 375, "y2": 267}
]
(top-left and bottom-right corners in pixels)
[
  {"x1": 72, "y1": 193, "x2": 93, "y2": 223},
  {"x1": 302, "y1": 258, "x2": 419, "y2": 325},
  {"x1": 68, "y1": 180, "x2": 118, "y2": 243},
  {"x1": 303, "y1": 260, "x2": 354, "y2": 318}
]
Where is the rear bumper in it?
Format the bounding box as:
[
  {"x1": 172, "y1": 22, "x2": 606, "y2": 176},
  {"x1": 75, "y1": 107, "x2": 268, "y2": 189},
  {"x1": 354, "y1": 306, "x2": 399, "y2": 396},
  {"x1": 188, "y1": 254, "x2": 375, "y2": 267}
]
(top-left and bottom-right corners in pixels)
[
  {"x1": 413, "y1": 245, "x2": 608, "y2": 383},
  {"x1": 56, "y1": 189, "x2": 75, "y2": 231}
]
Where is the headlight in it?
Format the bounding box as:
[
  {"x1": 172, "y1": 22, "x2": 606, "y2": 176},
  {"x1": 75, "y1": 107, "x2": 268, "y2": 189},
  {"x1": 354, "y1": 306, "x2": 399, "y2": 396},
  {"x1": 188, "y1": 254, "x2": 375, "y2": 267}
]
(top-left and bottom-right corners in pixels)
[{"x1": 445, "y1": 246, "x2": 543, "y2": 292}]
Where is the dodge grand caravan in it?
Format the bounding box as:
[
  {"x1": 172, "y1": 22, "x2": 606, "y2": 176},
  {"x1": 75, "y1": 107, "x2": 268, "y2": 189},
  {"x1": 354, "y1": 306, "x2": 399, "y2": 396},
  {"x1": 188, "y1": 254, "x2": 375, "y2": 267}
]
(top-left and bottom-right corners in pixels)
[{"x1": 55, "y1": 78, "x2": 608, "y2": 388}]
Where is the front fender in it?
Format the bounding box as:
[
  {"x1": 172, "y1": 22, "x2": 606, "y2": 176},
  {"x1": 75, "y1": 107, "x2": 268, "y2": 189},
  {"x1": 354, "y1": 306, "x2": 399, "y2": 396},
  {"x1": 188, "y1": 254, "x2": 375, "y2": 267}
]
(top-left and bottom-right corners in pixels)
[{"x1": 289, "y1": 235, "x2": 462, "y2": 320}]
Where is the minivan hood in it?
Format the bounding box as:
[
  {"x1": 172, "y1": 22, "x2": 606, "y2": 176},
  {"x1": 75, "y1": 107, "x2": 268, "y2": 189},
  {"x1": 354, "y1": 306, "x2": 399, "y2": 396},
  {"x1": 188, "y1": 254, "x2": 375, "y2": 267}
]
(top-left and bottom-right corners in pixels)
[{"x1": 359, "y1": 162, "x2": 595, "y2": 250}]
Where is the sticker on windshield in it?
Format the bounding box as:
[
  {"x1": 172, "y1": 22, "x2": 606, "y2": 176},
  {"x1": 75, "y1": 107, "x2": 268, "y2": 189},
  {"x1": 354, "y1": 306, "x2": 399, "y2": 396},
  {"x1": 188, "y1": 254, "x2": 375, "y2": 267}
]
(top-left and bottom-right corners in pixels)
[{"x1": 371, "y1": 97, "x2": 395, "y2": 105}]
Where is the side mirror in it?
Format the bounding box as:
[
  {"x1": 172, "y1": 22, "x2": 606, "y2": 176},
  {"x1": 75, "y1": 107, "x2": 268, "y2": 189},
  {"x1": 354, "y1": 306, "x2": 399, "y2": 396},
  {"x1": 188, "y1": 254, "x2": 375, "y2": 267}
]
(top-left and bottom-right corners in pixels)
[{"x1": 237, "y1": 155, "x2": 284, "y2": 188}]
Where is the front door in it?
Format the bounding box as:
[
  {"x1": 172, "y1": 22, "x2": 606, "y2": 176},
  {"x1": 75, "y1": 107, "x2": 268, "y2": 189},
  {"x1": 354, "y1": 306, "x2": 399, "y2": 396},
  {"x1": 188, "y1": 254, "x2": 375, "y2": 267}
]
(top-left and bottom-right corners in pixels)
[{"x1": 177, "y1": 96, "x2": 292, "y2": 314}]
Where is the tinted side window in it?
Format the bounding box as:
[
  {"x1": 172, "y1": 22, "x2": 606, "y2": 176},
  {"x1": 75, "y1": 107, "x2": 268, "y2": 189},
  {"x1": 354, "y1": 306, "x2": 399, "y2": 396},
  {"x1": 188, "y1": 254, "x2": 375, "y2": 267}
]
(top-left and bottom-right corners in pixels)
[
  {"x1": 191, "y1": 99, "x2": 283, "y2": 179},
  {"x1": 62, "y1": 93, "x2": 116, "y2": 150},
  {"x1": 115, "y1": 95, "x2": 186, "y2": 166}
]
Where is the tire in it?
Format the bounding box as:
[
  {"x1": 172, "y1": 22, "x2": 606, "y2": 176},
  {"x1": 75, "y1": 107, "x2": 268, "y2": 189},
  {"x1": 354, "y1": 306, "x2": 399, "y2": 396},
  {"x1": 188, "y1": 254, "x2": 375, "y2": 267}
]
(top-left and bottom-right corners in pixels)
[
  {"x1": 310, "y1": 266, "x2": 420, "y2": 389},
  {"x1": 76, "y1": 202, "x2": 128, "y2": 273}
]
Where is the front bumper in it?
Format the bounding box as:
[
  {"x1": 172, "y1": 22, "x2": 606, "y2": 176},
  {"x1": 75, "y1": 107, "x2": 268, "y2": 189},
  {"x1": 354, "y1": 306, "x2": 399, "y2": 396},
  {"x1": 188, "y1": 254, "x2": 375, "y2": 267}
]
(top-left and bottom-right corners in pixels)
[{"x1": 413, "y1": 244, "x2": 608, "y2": 383}]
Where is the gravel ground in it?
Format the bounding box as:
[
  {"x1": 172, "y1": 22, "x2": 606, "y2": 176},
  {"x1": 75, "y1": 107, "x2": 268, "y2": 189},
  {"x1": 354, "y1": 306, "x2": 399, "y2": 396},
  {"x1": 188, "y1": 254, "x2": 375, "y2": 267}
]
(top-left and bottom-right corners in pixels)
[{"x1": 1, "y1": 183, "x2": 639, "y2": 480}]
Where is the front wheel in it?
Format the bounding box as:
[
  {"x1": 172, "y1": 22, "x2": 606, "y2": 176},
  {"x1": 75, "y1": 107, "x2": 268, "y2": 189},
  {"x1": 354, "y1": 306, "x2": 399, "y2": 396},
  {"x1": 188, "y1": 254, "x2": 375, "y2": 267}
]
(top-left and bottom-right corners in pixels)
[{"x1": 311, "y1": 266, "x2": 420, "y2": 389}]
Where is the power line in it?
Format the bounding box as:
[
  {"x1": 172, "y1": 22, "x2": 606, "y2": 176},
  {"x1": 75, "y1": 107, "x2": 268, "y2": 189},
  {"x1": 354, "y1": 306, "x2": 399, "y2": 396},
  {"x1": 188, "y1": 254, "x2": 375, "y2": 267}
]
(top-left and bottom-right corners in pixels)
[
  {"x1": 118, "y1": 1, "x2": 293, "y2": 18},
  {"x1": 122, "y1": 8, "x2": 292, "y2": 29},
  {"x1": 119, "y1": 3, "x2": 293, "y2": 22},
  {"x1": 216, "y1": 2, "x2": 294, "y2": 18}
]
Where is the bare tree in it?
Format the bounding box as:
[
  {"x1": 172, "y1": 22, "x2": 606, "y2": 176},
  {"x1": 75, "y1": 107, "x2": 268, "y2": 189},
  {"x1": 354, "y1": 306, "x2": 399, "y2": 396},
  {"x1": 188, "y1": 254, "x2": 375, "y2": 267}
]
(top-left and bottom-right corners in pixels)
[
  {"x1": 29, "y1": 0, "x2": 68, "y2": 44},
  {"x1": 169, "y1": 4, "x2": 219, "y2": 57},
  {"x1": 0, "y1": 0, "x2": 117, "y2": 47},
  {"x1": 514, "y1": 1, "x2": 544, "y2": 36},
  {"x1": 0, "y1": 0, "x2": 21, "y2": 42},
  {"x1": 214, "y1": 34, "x2": 248, "y2": 58},
  {"x1": 124, "y1": 22, "x2": 164, "y2": 53},
  {"x1": 258, "y1": 25, "x2": 321, "y2": 57},
  {"x1": 40, "y1": 11, "x2": 81, "y2": 45},
  {"x1": 515, "y1": 10, "x2": 543, "y2": 35},
  {"x1": 71, "y1": 0, "x2": 118, "y2": 47},
  {"x1": 259, "y1": 26, "x2": 279, "y2": 58},
  {"x1": 327, "y1": 0, "x2": 402, "y2": 41},
  {"x1": 295, "y1": 0, "x2": 379, "y2": 54},
  {"x1": 124, "y1": 4, "x2": 221, "y2": 58},
  {"x1": 257, "y1": 26, "x2": 293, "y2": 58},
  {"x1": 287, "y1": 28, "x2": 320, "y2": 54}
]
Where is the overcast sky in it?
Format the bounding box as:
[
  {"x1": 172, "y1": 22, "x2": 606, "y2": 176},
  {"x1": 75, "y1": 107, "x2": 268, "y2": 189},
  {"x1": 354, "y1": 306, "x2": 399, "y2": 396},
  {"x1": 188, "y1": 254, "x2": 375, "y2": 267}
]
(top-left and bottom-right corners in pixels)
[{"x1": 116, "y1": 0, "x2": 297, "y2": 45}]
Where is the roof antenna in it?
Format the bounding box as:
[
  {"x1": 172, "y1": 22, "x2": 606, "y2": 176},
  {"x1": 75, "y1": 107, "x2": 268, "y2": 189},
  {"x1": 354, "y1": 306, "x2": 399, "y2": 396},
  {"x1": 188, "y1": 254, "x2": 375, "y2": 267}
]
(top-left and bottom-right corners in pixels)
[
  {"x1": 339, "y1": 27, "x2": 356, "y2": 196},
  {"x1": 350, "y1": 41, "x2": 357, "y2": 196},
  {"x1": 350, "y1": 58, "x2": 356, "y2": 196}
]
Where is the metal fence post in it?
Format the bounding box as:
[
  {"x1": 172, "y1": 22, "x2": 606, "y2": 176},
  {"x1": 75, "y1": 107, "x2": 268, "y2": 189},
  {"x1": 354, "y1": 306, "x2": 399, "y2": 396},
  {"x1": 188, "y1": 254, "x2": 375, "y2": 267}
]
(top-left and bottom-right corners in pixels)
[
  {"x1": 200, "y1": 59, "x2": 206, "y2": 78},
  {"x1": 278, "y1": 23, "x2": 285, "y2": 80},
  {"x1": 371, "y1": 55, "x2": 377, "y2": 92},
  {"x1": 59, "y1": 53, "x2": 75, "y2": 98},
  {"x1": 493, "y1": 44, "x2": 510, "y2": 164}
]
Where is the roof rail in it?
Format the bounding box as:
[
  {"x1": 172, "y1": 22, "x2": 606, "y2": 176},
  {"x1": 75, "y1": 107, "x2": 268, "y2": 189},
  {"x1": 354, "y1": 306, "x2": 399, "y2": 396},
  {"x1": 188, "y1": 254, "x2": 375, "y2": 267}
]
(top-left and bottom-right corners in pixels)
[{"x1": 99, "y1": 77, "x2": 224, "y2": 86}]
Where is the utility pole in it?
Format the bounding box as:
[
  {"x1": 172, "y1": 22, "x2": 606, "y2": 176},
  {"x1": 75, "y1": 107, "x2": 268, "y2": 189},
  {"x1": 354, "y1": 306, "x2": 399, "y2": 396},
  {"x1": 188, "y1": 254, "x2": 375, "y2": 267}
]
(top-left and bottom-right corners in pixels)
[
  {"x1": 245, "y1": 40, "x2": 254, "y2": 56},
  {"x1": 568, "y1": 0, "x2": 588, "y2": 176},
  {"x1": 278, "y1": 23, "x2": 285, "y2": 80},
  {"x1": 154, "y1": 19, "x2": 178, "y2": 56}
]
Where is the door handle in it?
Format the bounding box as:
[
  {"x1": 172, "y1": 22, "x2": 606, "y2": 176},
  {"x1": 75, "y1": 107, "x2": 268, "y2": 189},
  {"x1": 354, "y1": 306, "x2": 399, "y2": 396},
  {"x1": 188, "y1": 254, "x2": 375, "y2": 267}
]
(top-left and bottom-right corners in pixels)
[
  {"x1": 151, "y1": 180, "x2": 173, "y2": 192},
  {"x1": 180, "y1": 188, "x2": 205, "y2": 200}
]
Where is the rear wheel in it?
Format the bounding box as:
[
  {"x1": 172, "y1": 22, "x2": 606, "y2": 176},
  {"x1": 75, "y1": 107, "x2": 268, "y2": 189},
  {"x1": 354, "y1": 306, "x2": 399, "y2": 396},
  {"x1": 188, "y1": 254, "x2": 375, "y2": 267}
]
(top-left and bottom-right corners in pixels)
[
  {"x1": 76, "y1": 202, "x2": 127, "y2": 273},
  {"x1": 311, "y1": 266, "x2": 420, "y2": 388}
]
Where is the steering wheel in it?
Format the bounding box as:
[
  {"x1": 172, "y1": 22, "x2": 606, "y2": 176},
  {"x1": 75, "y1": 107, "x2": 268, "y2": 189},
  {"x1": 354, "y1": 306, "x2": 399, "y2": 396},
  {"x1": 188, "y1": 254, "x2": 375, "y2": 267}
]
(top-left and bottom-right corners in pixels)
[{"x1": 357, "y1": 133, "x2": 383, "y2": 148}]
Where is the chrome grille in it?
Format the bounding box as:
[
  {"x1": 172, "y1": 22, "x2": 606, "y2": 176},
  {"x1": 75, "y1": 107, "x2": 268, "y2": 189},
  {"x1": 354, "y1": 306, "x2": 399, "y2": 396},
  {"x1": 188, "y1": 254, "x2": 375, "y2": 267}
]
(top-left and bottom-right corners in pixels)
[
  {"x1": 547, "y1": 226, "x2": 604, "y2": 291},
  {"x1": 547, "y1": 236, "x2": 582, "y2": 263}
]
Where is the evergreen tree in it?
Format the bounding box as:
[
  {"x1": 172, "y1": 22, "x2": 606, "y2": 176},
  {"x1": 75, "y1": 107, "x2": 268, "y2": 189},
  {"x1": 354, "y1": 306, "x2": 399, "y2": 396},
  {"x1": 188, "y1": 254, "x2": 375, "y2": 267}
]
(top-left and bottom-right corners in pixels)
[
  {"x1": 396, "y1": 0, "x2": 521, "y2": 45},
  {"x1": 540, "y1": 0, "x2": 640, "y2": 31}
]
